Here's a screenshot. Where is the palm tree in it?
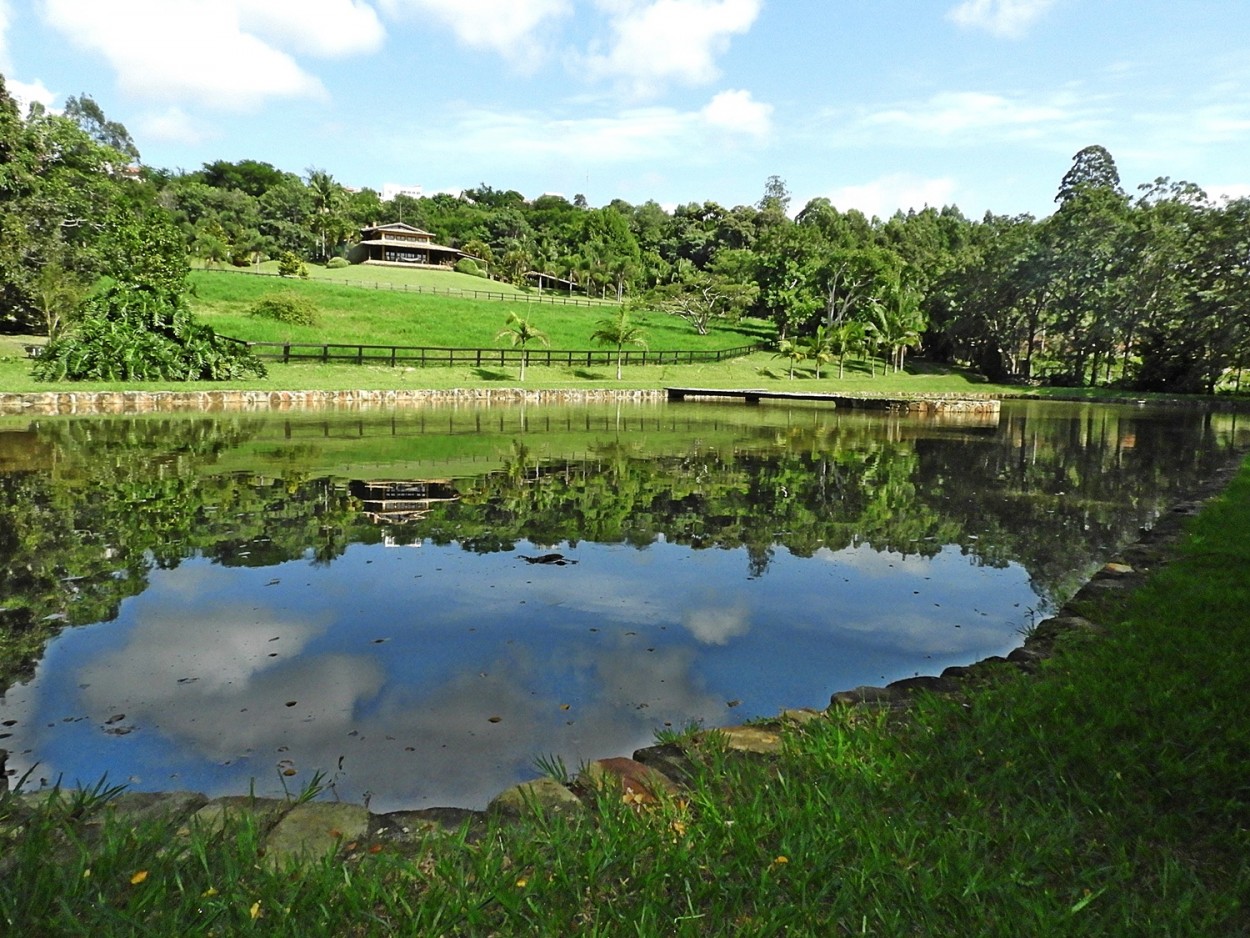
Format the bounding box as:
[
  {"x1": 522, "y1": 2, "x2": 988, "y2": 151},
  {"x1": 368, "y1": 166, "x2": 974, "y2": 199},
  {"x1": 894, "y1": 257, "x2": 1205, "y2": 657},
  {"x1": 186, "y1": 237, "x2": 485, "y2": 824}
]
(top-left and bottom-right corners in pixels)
[
  {"x1": 866, "y1": 278, "x2": 925, "y2": 374},
  {"x1": 829, "y1": 320, "x2": 866, "y2": 378},
  {"x1": 774, "y1": 338, "x2": 807, "y2": 379},
  {"x1": 495, "y1": 312, "x2": 548, "y2": 381},
  {"x1": 591, "y1": 308, "x2": 648, "y2": 380},
  {"x1": 305, "y1": 167, "x2": 345, "y2": 261},
  {"x1": 803, "y1": 324, "x2": 835, "y2": 380}
]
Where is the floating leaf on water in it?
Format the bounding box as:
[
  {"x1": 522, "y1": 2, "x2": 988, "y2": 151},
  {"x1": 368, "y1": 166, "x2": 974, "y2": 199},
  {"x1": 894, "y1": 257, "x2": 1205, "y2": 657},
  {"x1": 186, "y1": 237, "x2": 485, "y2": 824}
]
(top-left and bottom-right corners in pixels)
[
  {"x1": 488, "y1": 716, "x2": 502, "y2": 723},
  {"x1": 285, "y1": 701, "x2": 297, "y2": 707}
]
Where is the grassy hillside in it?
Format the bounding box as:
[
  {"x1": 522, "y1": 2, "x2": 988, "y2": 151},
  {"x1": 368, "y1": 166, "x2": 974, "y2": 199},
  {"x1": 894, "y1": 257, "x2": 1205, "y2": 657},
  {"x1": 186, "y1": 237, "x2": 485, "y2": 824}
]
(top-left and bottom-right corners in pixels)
[
  {"x1": 187, "y1": 269, "x2": 767, "y2": 351},
  {"x1": 227, "y1": 260, "x2": 531, "y2": 294}
]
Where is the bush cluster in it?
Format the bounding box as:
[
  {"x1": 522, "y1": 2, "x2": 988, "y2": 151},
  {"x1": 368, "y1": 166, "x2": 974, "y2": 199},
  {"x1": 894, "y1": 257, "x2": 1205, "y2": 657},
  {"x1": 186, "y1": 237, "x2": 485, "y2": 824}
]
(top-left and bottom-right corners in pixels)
[
  {"x1": 455, "y1": 257, "x2": 486, "y2": 278},
  {"x1": 276, "y1": 251, "x2": 309, "y2": 278},
  {"x1": 248, "y1": 291, "x2": 320, "y2": 327},
  {"x1": 325, "y1": 256, "x2": 350, "y2": 269},
  {"x1": 33, "y1": 284, "x2": 267, "y2": 382}
]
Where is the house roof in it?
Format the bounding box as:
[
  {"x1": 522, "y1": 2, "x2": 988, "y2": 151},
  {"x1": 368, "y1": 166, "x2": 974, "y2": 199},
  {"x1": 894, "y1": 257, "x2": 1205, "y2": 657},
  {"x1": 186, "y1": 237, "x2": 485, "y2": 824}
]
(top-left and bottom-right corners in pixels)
[{"x1": 360, "y1": 222, "x2": 436, "y2": 236}]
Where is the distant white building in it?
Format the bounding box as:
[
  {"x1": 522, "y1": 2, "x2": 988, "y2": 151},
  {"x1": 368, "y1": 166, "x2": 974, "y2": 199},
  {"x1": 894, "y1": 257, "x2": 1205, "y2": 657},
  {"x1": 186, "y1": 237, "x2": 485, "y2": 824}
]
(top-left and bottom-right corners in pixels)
[{"x1": 381, "y1": 183, "x2": 424, "y2": 202}]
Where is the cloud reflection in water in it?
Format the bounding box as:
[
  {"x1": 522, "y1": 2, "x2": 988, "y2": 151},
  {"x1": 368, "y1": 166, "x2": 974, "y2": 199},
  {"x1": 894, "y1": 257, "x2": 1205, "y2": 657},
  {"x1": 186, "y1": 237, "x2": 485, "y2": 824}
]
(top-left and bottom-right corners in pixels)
[{"x1": 3, "y1": 537, "x2": 1036, "y2": 810}]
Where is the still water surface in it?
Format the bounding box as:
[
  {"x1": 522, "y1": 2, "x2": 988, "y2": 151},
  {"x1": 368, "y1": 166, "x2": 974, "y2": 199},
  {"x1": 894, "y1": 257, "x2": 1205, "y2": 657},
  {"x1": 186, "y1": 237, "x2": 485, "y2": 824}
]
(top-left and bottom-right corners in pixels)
[{"x1": 0, "y1": 400, "x2": 1243, "y2": 810}]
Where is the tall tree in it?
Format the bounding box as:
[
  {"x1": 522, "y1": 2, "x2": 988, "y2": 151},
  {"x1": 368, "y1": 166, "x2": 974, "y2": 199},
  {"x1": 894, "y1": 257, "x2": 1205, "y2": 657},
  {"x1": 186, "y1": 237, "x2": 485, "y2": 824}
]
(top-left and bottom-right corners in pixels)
[
  {"x1": 1044, "y1": 153, "x2": 1132, "y2": 386},
  {"x1": 63, "y1": 93, "x2": 140, "y2": 162},
  {"x1": 1056, "y1": 145, "x2": 1123, "y2": 205},
  {"x1": 305, "y1": 167, "x2": 346, "y2": 260}
]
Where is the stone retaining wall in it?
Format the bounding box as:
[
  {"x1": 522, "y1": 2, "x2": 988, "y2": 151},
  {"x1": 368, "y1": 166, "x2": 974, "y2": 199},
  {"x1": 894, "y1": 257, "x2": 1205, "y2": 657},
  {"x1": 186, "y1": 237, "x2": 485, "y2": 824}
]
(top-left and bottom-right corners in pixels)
[
  {"x1": 0, "y1": 388, "x2": 668, "y2": 416},
  {"x1": 0, "y1": 388, "x2": 1006, "y2": 416}
]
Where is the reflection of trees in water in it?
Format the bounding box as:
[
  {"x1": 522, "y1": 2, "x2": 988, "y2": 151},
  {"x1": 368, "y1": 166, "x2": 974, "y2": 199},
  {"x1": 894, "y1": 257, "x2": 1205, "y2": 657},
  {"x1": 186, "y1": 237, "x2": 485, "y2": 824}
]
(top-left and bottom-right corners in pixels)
[
  {"x1": 403, "y1": 408, "x2": 1232, "y2": 603},
  {"x1": 0, "y1": 406, "x2": 1234, "y2": 691},
  {"x1": 0, "y1": 418, "x2": 365, "y2": 690}
]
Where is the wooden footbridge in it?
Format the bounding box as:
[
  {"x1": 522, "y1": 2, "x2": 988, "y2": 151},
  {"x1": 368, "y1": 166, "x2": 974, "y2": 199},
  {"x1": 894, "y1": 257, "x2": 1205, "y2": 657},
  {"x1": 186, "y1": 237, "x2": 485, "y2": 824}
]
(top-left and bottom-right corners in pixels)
[{"x1": 664, "y1": 387, "x2": 1000, "y2": 414}]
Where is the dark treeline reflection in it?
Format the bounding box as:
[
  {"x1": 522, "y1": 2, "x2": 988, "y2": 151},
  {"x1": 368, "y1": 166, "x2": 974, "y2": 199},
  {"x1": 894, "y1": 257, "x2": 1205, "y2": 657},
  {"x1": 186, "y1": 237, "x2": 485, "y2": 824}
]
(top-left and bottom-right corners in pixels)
[
  {"x1": 0, "y1": 403, "x2": 1242, "y2": 689},
  {"x1": 408, "y1": 405, "x2": 1236, "y2": 594}
]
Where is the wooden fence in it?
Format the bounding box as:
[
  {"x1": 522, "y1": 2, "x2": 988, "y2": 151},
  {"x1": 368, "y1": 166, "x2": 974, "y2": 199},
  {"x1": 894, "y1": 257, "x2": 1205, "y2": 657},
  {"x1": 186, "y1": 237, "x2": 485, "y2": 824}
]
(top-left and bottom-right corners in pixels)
[
  {"x1": 224, "y1": 338, "x2": 762, "y2": 368},
  {"x1": 199, "y1": 267, "x2": 612, "y2": 308}
]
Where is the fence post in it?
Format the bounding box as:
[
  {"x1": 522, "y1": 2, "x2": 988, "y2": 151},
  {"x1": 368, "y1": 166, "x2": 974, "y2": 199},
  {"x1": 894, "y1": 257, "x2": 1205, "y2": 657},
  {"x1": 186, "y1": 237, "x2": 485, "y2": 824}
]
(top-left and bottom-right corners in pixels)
[{"x1": 283, "y1": 343, "x2": 290, "y2": 364}]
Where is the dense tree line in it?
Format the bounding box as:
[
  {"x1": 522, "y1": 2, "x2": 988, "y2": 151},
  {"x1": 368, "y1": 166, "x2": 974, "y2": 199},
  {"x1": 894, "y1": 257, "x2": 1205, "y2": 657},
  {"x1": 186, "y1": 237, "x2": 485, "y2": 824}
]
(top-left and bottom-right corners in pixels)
[
  {"x1": 149, "y1": 147, "x2": 1250, "y2": 394},
  {"x1": 3, "y1": 71, "x2": 1248, "y2": 392},
  {"x1": 0, "y1": 78, "x2": 264, "y2": 379}
]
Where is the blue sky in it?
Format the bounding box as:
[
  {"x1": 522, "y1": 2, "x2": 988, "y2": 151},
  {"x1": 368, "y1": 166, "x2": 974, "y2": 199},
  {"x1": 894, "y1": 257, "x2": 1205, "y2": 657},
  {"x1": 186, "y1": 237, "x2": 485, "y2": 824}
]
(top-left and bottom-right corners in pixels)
[{"x1": 3, "y1": 0, "x2": 1249, "y2": 218}]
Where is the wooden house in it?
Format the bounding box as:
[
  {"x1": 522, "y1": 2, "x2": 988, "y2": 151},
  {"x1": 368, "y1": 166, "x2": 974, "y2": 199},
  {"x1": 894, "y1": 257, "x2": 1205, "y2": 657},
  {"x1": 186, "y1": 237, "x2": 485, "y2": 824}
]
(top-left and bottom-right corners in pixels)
[{"x1": 354, "y1": 222, "x2": 467, "y2": 268}]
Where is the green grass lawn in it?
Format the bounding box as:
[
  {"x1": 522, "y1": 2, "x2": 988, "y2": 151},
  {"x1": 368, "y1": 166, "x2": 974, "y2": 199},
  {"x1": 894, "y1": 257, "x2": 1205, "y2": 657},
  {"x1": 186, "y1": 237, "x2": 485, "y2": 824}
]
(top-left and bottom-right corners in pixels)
[
  {"x1": 186, "y1": 269, "x2": 761, "y2": 352},
  {"x1": 209, "y1": 259, "x2": 624, "y2": 304},
  {"x1": 0, "y1": 348, "x2": 1018, "y2": 396},
  {"x1": 222, "y1": 259, "x2": 531, "y2": 294}
]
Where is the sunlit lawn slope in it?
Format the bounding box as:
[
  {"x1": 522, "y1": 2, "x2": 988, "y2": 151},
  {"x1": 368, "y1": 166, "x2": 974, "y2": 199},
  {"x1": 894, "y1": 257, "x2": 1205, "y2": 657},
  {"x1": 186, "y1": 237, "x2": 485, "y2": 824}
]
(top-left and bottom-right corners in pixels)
[{"x1": 187, "y1": 269, "x2": 759, "y2": 351}]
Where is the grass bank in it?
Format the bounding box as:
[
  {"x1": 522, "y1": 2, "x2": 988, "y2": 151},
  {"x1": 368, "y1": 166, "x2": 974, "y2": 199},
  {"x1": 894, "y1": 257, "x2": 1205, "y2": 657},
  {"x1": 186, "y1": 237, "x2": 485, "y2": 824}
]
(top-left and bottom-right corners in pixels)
[
  {"x1": 186, "y1": 270, "x2": 730, "y2": 350},
  {"x1": 3, "y1": 459, "x2": 1247, "y2": 934}
]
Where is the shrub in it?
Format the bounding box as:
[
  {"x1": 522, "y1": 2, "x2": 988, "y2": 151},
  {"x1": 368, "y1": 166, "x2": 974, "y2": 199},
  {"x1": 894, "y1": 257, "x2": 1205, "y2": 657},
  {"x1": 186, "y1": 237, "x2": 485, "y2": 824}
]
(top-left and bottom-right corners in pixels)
[
  {"x1": 277, "y1": 251, "x2": 308, "y2": 278},
  {"x1": 326, "y1": 256, "x2": 350, "y2": 269},
  {"x1": 455, "y1": 257, "x2": 485, "y2": 278},
  {"x1": 249, "y1": 291, "x2": 319, "y2": 326},
  {"x1": 33, "y1": 283, "x2": 267, "y2": 382}
]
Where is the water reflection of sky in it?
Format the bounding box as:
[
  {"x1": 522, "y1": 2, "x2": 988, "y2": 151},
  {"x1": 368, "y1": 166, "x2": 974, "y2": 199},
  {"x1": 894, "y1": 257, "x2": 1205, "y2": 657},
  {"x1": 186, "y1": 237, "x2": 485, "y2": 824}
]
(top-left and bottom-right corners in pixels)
[{"x1": 3, "y1": 537, "x2": 1037, "y2": 811}]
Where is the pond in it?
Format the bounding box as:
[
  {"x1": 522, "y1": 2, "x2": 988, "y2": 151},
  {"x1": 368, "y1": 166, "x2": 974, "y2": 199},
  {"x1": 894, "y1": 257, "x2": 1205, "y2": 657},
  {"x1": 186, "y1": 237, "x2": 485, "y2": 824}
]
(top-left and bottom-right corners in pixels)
[{"x1": 0, "y1": 400, "x2": 1244, "y2": 811}]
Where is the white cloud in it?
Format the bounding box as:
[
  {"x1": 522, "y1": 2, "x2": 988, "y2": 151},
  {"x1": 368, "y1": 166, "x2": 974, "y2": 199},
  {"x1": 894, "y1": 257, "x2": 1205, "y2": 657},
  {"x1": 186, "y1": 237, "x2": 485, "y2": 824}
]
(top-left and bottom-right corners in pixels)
[
  {"x1": 401, "y1": 95, "x2": 770, "y2": 170},
  {"x1": 0, "y1": 0, "x2": 10, "y2": 70},
  {"x1": 702, "y1": 88, "x2": 772, "y2": 137},
  {"x1": 946, "y1": 0, "x2": 1058, "y2": 38},
  {"x1": 236, "y1": 0, "x2": 385, "y2": 57},
  {"x1": 135, "y1": 106, "x2": 214, "y2": 145},
  {"x1": 1187, "y1": 103, "x2": 1250, "y2": 143},
  {"x1": 7, "y1": 78, "x2": 57, "y2": 114},
  {"x1": 41, "y1": 0, "x2": 329, "y2": 110},
  {"x1": 864, "y1": 90, "x2": 1077, "y2": 139},
  {"x1": 820, "y1": 173, "x2": 959, "y2": 220},
  {"x1": 379, "y1": 0, "x2": 571, "y2": 62},
  {"x1": 1210, "y1": 183, "x2": 1250, "y2": 203},
  {"x1": 584, "y1": 0, "x2": 761, "y2": 97}
]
